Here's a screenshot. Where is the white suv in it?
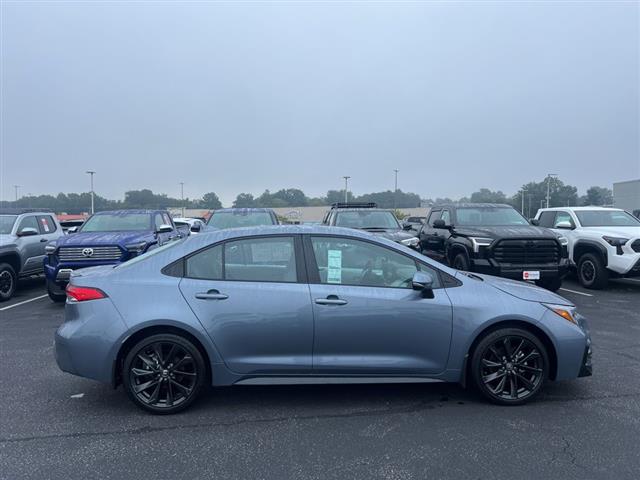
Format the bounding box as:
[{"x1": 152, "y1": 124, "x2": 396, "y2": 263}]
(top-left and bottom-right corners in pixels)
[{"x1": 534, "y1": 207, "x2": 640, "y2": 289}]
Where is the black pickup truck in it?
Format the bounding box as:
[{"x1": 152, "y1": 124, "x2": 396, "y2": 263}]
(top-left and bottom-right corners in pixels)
[{"x1": 418, "y1": 203, "x2": 569, "y2": 291}]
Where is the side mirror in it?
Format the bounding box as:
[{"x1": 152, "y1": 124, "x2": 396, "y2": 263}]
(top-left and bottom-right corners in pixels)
[
  {"x1": 402, "y1": 222, "x2": 413, "y2": 231},
  {"x1": 529, "y1": 219, "x2": 540, "y2": 226},
  {"x1": 555, "y1": 221, "x2": 574, "y2": 230},
  {"x1": 67, "y1": 226, "x2": 78, "y2": 234},
  {"x1": 433, "y1": 219, "x2": 447, "y2": 229},
  {"x1": 17, "y1": 227, "x2": 38, "y2": 237},
  {"x1": 412, "y1": 271, "x2": 434, "y2": 291},
  {"x1": 190, "y1": 223, "x2": 202, "y2": 233},
  {"x1": 157, "y1": 224, "x2": 173, "y2": 234}
]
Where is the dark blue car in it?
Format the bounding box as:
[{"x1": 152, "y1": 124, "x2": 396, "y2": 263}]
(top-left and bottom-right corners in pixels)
[{"x1": 44, "y1": 209, "x2": 186, "y2": 301}]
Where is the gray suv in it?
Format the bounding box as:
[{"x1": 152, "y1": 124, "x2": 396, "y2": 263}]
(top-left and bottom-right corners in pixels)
[{"x1": 0, "y1": 209, "x2": 64, "y2": 301}]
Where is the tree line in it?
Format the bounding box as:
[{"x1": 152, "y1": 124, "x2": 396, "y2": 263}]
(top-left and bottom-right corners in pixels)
[{"x1": 1, "y1": 177, "x2": 613, "y2": 215}]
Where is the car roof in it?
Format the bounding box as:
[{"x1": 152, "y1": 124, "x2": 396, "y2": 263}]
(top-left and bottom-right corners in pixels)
[
  {"x1": 332, "y1": 208, "x2": 393, "y2": 213},
  {"x1": 430, "y1": 203, "x2": 513, "y2": 209},
  {"x1": 213, "y1": 208, "x2": 275, "y2": 213},
  {"x1": 93, "y1": 209, "x2": 161, "y2": 215},
  {"x1": 0, "y1": 208, "x2": 54, "y2": 215},
  {"x1": 539, "y1": 206, "x2": 622, "y2": 212}
]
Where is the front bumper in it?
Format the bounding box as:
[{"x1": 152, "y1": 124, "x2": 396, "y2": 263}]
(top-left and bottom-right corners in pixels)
[
  {"x1": 471, "y1": 258, "x2": 569, "y2": 281},
  {"x1": 44, "y1": 258, "x2": 122, "y2": 285}
]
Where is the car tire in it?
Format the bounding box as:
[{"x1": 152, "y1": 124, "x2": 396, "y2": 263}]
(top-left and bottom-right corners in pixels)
[
  {"x1": 47, "y1": 280, "x2": 66, "y2": 303},
  {"x1": 535, "y1": 277, "x2": 562, "y2": 292},
  {"x1": 471, "y1": 327, "x2": 549, "y2": 406},
  {"x1": 577, "y1": 252, "x2": 608, "y2": 290},
  {"x1": 0, "y1": 263, "x2": 17, "y2": 302},
  {"x1": 123, "y1": 333, "x2": 206, "y2": 415},
  {"x1": 452, "y1": 252, "x2": 470, "y2": 271}
]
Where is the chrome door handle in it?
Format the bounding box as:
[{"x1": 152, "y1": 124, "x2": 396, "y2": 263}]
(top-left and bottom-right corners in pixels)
[
  {"x1": 315, "y1": 298, "x2": 347, "y2": 306},
  {"x1": 195, "y1": 291, "x2": 229, "y2": 300}
]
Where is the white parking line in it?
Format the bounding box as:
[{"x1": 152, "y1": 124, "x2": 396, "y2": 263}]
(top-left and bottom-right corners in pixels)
[
  {"x1": 559, "y1": 288, "x2": 593, "y2": 297},
  {"x1": 0, "y1": 294, "x2": 49, "y2": 311}
]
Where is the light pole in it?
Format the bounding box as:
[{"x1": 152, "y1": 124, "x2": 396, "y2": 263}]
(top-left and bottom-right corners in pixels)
[
  {"x1": 545, "y1": 174, "x2": 557, "y2": 208},
  {"x1": 180, "y1": 182, "x2": 185, "y2": 217},
  {"x1": 13, "y1": 185, "x2": 20, "y2": 203},
  {"x1": 521, "y1": 187, "x2": 527, "y2": 215},
  {"x1": 393, "y1": 169, "x2": 399, "y2": 209},
  {"x1": 86, "y1": 171, "x2": 96, "y2": 214},
  {"x1": 342, "y1": 176, "x2": 351, "y2": 203}
]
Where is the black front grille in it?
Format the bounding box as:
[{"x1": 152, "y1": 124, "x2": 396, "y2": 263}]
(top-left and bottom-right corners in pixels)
[
  {"x1": 632, "y1": 240, "x2": 640, "y2": 253},
  {"x1": 492, "y1": 239, "x2": 560, "y2": 265}
]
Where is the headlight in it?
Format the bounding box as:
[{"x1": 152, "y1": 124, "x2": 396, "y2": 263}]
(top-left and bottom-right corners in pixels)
[
  {"x1": 45, "y1": 244, "x2": 57, "y2": 254},
  {"x1": 470, "y1": 237, "x2": 493, "y2": 253},
  {"x1": 400, "y1": 237, "x2": 419, "y2": 247},
  {"x1": 557, "y1": 235, "x2": 569, "y2": 246},
  {"x1": 602, "y1": 236, "x2": 629, "y2": 247},
  {"x1": 125, "y1": 241, "x2": 148, "y2": 254},
  {"x1": 543, "y1": 303, "x2": 578, "y2": 325}
]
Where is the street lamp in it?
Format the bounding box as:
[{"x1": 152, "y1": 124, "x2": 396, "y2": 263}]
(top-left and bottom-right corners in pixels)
[
  {"x1": 13, "y1": 185, "x2": 20, "y2": 203},
  {"x1": 342, "y1": 176, "x2": 351, "y2": 203},
  {"x1": 393, "y1": 169, "x2": 399, "y2": 209},
  {"x1": 180, "y1": 182, "x2": 185, "y2": 217},
  {"x1": 545, "y1": 174, "x2": 558, "y2": 208},
  {"x1": 86, "y1": 171, "x2": 96, "y2": 214},
  {"x1": 521, "y1": 187, "x2": 527, "y2": 215}
]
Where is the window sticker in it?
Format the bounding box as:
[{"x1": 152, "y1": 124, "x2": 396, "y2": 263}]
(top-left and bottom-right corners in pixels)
[
  {"x1": 327, "y1": 249, "x2": 342, "y2": 284},
  {"x1": 41, "y1": 218, "x2": 50, "y2": 232}
]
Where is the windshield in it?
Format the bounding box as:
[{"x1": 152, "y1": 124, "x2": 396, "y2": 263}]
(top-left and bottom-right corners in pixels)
[
  {"x1": 81, "y1": 213, "x2": 151, "y2": 232},
  {"x1": 576, "y1": 210, "x2": 640, "y2": 227},
  {"x1": 208, "y1": 212, "x2": 275, "y2": 229},
  {"x1": 335, "y1": 211, "x2": 401, "y2": 229},
  {"x1": 0, "y1": 215, "x2": 18, "y2": 235},
  {"x1": 456, "y1": 207, "x2": 529, "y2": 226}
]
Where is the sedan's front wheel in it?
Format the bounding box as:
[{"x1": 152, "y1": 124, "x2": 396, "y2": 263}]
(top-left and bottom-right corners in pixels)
[
  {"x1": 123, "y1": 334, "x2": 206, "y2": 414},
  {"x1": 471, "y1": 328, "x2": 548, "y2": 405}
]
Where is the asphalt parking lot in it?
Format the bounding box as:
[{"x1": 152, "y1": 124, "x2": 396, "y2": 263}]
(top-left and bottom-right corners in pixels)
[{"x1": 1, "y1": 276, "x2": 639, "y2": 480}]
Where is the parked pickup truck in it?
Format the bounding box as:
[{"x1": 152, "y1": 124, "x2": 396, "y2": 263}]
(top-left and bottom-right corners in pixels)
[
  {"x1": 0, "y1": 209, "x2": 64, "y2": 301},
  {"x1": 44, "y1": 209, "x2": 187, "y2": 301},
  {"x1": 418, "y1": 203, "x2": 569, "y2": 291}
]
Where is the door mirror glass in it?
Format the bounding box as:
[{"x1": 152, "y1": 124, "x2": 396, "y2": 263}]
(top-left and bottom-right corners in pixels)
[
  {"x1": 190, "y1": 223, "x2": 202, "y2": 233},
  {"x1": 411, "y1": 271, "x2": 434, "y2": 291},
  {"x1": 17, "y1": 227, "x2": 38, "y2": 237},
  {"x1": 67, "y1": 226, "x2": 78, "y2": 234},
  {"x1": 529, "y1": 218, "x2": 540, "y2": 226},
  {"x1": 157, "y1": 224, "x2": 173, "y2": 233},
  {"x1": 402, "y1": 222, "x2": 413, "y2": 230}
]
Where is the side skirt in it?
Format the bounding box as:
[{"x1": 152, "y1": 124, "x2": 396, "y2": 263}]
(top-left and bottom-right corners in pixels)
[{"x1": 234, "y1": 376, "x2": 447, "y2": 386}]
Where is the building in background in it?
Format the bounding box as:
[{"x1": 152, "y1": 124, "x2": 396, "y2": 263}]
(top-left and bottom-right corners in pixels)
[{"x1": 613, "y1": 179, "x2": 640, "y2": 214}]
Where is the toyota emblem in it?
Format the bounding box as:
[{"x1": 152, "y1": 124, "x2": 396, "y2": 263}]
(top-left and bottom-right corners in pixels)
[{"x1": 82, "y1": 248, "x2": 94, "y2": 257}]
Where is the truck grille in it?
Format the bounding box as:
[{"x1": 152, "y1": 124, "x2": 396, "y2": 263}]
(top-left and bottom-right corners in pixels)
[
  {"x1": 492, "y1": 239, "x2": 560, "y2": 265},
  {"x1": 632, "y1": 240, "x2": 640, "y2": 253},
  {"x1": 57, "y1": 246, "x2": 123, "y2": 262}
]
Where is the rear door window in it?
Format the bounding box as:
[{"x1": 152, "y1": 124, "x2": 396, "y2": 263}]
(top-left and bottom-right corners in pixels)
[
  {"x1": 37, "y1": 215, "x2": 57, "y2": 234},
  {"x1": 225, "y1": 237, "x2": 297, "y2": 283}
]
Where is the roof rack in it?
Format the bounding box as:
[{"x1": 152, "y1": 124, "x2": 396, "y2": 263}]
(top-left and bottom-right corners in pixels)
[{"x1": 330, "y1": 202, "x2": 377, "y2": 209}]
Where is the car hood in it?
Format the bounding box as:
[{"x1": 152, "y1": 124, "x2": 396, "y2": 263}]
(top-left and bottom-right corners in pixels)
[
  {"x1": 453, "y1": 225, "x2": 557, "y2": 239},
  {"x1": 0, "y1": 234, "x2": 17, "y2": 248},
  {"x1": 461, "y1": 272, "x2": 573, "y2": 306},
  {"x1": 579, "y1": 226, "x2": 640, "y2": 238},
  {"x1": 361, "y1": 229, "x2": 416, "y2": 242},
  {"x1": 54, "y1": 231, "x2": 153, "y2": 247}
]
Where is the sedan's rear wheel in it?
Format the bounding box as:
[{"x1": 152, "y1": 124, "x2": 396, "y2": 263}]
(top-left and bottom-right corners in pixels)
[
  {"x1": 123, "y1": 334, "x2": 206, "y2": 414},
  {"x1": 471, "y1": 328, "x2": 548, "y2": 405}
]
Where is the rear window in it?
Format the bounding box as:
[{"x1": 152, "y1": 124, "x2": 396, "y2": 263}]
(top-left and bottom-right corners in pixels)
[{"x1": 208, "y1": 211, "x2": 275, "y2": 229}]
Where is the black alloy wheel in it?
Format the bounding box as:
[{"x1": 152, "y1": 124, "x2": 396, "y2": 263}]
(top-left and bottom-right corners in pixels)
[
  {"x1": 123, "y1": 334, "x2": 205, "y2": 414},
  {"x1": 472, "y1": 328, "x2": 548, "y2": 405},
  {"x1": 577, "y1": 253, "x2": 608, "y2": 290},
  {"x1": 452, "y1": 253, "x2": 470, "y2": 271},
  {"x1": 0, "y1": 263, "x2": 16, "y2": 301}
]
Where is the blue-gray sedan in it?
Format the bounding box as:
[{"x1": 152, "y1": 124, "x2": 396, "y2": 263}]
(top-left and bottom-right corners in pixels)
[{"x1": 55, "y1": 225, "x2": 592, "y2": 414}]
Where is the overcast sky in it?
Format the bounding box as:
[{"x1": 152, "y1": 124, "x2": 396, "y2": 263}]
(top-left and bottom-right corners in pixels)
[{"x1": 2, "y1": 1, "x2": 639, "y2": 205}]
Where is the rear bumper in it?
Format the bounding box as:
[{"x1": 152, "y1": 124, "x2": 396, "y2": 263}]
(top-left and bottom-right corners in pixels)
[{"x1": 471, "y1": 258, "x2": 569, "y2": 280}]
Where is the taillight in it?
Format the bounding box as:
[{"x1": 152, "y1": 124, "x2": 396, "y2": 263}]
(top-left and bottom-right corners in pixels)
[{"x1": 66, "y1": 285, "x2": 108, "y2": 302}]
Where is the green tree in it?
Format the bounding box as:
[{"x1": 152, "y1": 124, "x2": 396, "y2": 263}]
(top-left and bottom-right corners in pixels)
[
  {"x1": 233, "y1": 193, "x2": 257, "y2": 208},
  {"x1": 469, "y1": 188, "x2": 508, "y2": 204},
  {"x1": 201, "y1": 192, "x2": 222, "y2": 209},
  {"x1": 581, "y1": 186, "x2": 613, "y2": 206}
]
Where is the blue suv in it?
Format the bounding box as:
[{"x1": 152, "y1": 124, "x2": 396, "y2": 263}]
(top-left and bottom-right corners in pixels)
[{"x1": 44, "y1": 209, "x2": 186, "y2": 302}]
